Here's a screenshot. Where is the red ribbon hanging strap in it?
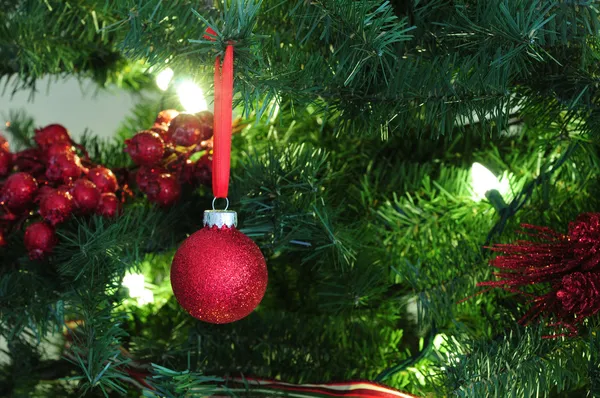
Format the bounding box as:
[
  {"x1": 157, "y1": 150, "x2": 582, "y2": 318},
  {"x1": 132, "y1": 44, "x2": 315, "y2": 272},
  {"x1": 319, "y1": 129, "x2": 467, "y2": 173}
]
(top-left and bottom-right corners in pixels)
[{"x1": 210, "y1": 31, "x2": 234, "y2": 199}]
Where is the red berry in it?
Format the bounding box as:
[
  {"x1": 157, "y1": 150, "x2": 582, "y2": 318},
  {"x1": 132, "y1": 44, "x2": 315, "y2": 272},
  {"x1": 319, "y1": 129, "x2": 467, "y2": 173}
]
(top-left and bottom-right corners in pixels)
[
  {"x1": 88, "y1": 167, "x2": 118, "y2": 193},
  {"x1": 155, "y1": 109, "x2": 180, "y2": 126},
  {"x1": 0, "y1": 149, "x2": 11, "y2": 176},
  {"x1": 168, "y1": 114, "x2": 211, "y2": 147},
  {"x1": 135, "y1": 165, "x2": 165, "y2": 192},
  {"x1": 0, "y1": 172, "x2": 38, "y2": 211},
  {"x1": 13, "y1": 148, "x2": 45, "y2": 175},
  {"x1": 39, "y1": 189, "x2": 73, "y2": 225},
  {"x1": 72, "y1": 179, "x2": 100, "y2": 214},
  {"x1": 146, "y1": 173, "x2": 181, "y2": 207},
  {"x1": 150, "y1": 124, "x2": 171, "y2": 144},
  {"x1": 46, "y1": 152, "x2": 84, "y2": 183},
  {"x1": 195, "y1": 110, "x2": 214, "y2": 126},
  {"x1": 34, "y1": 124, "x2": 71, "y2": 150},
  {"x1": 194, "y1": 154, "x2": 212, "y2": 186},
  {"x1": 24, "y1": 222, "x2": 57, "y2": 259},
  {"x1": 97, "y1": 192, "x2": 119, "y2": 218},
  {"x1": 124, "y1": 131, "x2": 165, "y2": 166},
  {"x1": 0, "y1": 133, "x2": 8, "y2": 152},
  {"x1": 45, "y1": 143, "x2": 74, "y2": 158},
  {"x1": 0, "y1": 229, "x2": 7, "y2": 247}
]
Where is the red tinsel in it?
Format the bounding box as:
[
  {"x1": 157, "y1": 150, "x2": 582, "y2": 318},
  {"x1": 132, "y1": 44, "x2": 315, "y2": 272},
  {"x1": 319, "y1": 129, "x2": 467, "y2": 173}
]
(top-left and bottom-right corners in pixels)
[{"x1": 479, "y1": 213, "x2": 600, "y2": 336}]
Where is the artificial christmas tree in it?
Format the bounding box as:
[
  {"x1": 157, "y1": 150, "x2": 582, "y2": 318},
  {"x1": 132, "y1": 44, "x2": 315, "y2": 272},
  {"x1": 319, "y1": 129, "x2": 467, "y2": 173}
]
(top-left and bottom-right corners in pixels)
[{"x1": 2, "y1": 1, "x2": 600, "y2": 397}]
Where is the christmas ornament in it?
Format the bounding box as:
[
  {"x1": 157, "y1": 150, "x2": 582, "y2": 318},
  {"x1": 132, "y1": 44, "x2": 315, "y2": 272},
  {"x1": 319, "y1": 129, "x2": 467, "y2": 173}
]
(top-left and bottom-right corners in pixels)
[
  {"x1": 168, "y1": 113, "x2": 211, "y2": 147},
  {"x1": 24, "y1": 221, "x2": 57, "y2": 259},
  {"x1": 171, "y1": 33, "x2": 267, "y2": 324},
  {"x1": 13, "y1": 148, "x2": 45, "y2": 176},
  {"x1": 154, "y1": 109, "x2": 180, "y2": 126},
  {"x1": 88, "y1": 166, "x2": 119, "y2": 193},
  {"x1": 46, "y1": 152, "x2": 84, "y2": 183},
  {"x1": 0, "y1": 146, "x2": 11, "y2": 176},
  {"x1": 171, "y1": 210, "x2": 268, "y2": 323},
  {"x1": 34, "y1": 124, "x2": 71, "y2": 149},
  {"x1": 124, "y1": 131, "x2": 165, "y2": 166},
  {"x1": 0, "y1": 172, "x2": 38, "y2": 212},
  {"x1": 97, "y1": 192, "x2": 119, "y2": 218},
  {"x1": 71, "y1": 179, "x2": 100, "y2": 214},
  {"x1": 145, "y1": 173, "x2": 181, "y2": 207},
  {"x1": 39, "y1": 189, "x2": 73, "y2": 225},
  {"x1": 480, "y1": 213, "x2": 600, "y2": 336}
]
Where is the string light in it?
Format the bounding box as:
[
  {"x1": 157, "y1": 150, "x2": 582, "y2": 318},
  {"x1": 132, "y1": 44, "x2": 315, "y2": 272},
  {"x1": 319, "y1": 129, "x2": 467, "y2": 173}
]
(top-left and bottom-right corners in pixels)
[
  {"x1": 176, "y1": 80, "x2": 208, "y2": 113},
  {"x1": 155, "y1": 68, "x2": 174, "y2": 91},
  {"x1": 122, "y1": 272, "x2": 154, "y2": 305},
  {"x1": 471, "y1": 162, "x2": 509, "y2": 201}
]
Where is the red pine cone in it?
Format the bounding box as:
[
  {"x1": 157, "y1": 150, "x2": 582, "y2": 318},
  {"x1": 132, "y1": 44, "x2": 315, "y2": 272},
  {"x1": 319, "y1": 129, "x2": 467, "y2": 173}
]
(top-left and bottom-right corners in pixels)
[
  {"x1": 97, "y1": 192, "x2": 119, "y2": 218},
  {"x1": 88, "y1": 166, "x2": 118, "y2": 193},
  {"x1": 34, "y1": 124, "x2": 71, "y2": 150},
  {"x1": 0, "y1": 149, "x2": 11, "y2": 176},
  {"x1": 556, "y1": 272, "x2": 600, "y2": 318},
  {"x1": 124, "y1": 131, "x2": 165, "y2": 166},
  {"x1": 168, "y1": 114, "x2": 211, "y2": 147},
  {"x1": 0, "y1": 172, "x2": 38, "y2": 211},
  {"x1": 39, "y1": 189, "x2": 73, "y2": 225},
  {"x1": 46, "y1": 152, "x2": 84, "y2": 183},
  {"x1": 146, "y1": 173, "x2": 180, "y2": 207},
  {"x1": 71, "y1": 179, "x2": 100, "y2": 214},
  {"x1": 24, "y1": 221, "x2": 57, "y2": 259},
  {"x1": 155, "y1": 109, "x2": 180, "y2": 126}
]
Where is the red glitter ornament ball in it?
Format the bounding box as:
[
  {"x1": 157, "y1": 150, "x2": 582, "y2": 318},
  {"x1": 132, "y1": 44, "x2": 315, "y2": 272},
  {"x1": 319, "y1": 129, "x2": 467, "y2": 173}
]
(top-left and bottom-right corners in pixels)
[
  {"x1": 71, "y1": 179, "x2": 100, "y2": 214},
  {"x1": 0, "y1": 149, "x2": 11, "y2": 176},
  {"x1": 171, "y1": 217, "x2": 268, "y2": 324},
  {"x1": 145, "y1": 173, "x2": 181, "y2": 207},
  {"x1": 39, "y1": 189, "x2": 73, "y2": 225},
  {"x1": 88, "y1": 167, "x2": 118, "y2": 193},
  {"x1": 34, "y1": 124, "x2": 71, "y2": 150},
  {"x1": 0, "y1": 172, "x2": 38, "y2": 211},
  {"x1": 24, "y1": 221, "x2": 57, "y2": 259},
  {"x1": 46, "y1": 152, "x2": 84, "y2": 183},
  {"x1": 155, "y1": 109, "x2": 180, "y2": 126},
  {"x1": 168, "y1": 114, "x2": 211, "y2": 147},
  {"x1": 97, "y1": 192, "x2": 119, "y2": 218},
  {"x1": 125, "y1": 131, "x2": 165, "y2": 166}
]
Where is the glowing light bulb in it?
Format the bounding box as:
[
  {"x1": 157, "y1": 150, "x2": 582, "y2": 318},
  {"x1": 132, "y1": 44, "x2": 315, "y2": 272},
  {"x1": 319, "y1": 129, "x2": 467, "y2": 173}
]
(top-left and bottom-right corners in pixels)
[
  {"x1": 471, "y1": 162, "x2": 509, "y2": 201},
  {"x1": 176, "y1": 80, "x2": 208, "y2": 113},
  {"x1": 155, "y1": 68, "x2": 174, "y2": 91},
  {"x1": 122, "y1": 272, "x2": 154, "y2": 305}
]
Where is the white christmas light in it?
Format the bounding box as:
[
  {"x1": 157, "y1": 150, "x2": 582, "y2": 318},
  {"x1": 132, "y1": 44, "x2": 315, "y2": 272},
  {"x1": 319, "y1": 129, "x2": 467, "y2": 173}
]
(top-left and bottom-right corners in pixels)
[
  {"x1": 471, "y1": 162, "x2": 509, "y2": 201},
  {"x1": 122, "y1": 272, "x2": 154, "y2": 305},
  {"x1": 176, "y1": 80, "x2": 208, "y2": 113},
  {"x1": 155, "y1": 68, "x2": 174, "y2": 91}
]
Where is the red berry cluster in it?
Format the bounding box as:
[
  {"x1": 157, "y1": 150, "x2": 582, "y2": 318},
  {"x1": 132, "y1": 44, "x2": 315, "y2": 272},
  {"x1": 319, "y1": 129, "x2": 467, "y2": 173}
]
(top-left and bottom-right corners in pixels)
[
  {"x1": 125, "y1": 109, "x2": 213, "y2": 206},
  {"x1": 0, "y1": 125, "x2": 120, "y2": 259}
]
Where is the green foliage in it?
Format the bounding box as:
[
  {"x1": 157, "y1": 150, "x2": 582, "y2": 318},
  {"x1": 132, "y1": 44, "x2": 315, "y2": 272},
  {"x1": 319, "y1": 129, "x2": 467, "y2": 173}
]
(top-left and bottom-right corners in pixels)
[{"x1": 4, "y1": 1, "x2": 600, "y2": 397}]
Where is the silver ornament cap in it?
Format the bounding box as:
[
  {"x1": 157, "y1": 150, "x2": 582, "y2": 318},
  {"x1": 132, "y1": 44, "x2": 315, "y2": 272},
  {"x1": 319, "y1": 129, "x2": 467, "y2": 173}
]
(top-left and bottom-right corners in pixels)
[{"x1": 203, "y1": 210, "x2": 238, "y2": 228}]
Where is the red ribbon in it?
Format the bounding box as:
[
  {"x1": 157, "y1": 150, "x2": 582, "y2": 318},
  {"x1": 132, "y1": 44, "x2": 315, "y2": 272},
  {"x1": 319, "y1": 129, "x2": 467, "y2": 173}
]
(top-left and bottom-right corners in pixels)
[{"x1": 206, "y1": 27, "x2": 234, "y2": 199}]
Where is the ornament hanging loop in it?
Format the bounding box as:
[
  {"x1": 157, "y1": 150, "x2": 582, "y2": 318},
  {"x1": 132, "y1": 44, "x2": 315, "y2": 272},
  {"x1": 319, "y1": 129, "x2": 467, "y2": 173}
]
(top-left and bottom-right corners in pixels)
[{"x1": 212, "y1": 196, "x2": 229, "y2": 211}]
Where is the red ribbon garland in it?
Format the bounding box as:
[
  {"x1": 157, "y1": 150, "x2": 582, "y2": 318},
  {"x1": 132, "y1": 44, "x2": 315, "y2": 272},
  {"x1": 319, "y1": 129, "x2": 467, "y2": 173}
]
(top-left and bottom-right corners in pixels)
[{"x1": 206, "y1": 27, "x2": 234, "y2": 199}]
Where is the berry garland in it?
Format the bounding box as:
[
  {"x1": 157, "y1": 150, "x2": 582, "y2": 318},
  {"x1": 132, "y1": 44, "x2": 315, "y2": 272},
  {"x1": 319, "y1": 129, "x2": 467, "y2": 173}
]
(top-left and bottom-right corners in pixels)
[{"x1": 0, "y1": 109, "x2": 215, "y2": 259}]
